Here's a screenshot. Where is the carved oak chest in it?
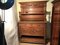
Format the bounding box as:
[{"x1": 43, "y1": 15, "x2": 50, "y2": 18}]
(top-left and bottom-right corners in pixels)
[{"x1": 18, "y1": 1, "x2": 47, "y2": 44}]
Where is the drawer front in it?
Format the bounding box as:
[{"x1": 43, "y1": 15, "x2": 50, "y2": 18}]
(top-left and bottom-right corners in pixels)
[
  {"x1": 21, "y1": 7, "x2": 46, "y2": 14},
  {"x1": 20, "y1": 37, "x2": 45, "y2": 44},
  {"x1": 20, "y1": 1, "x2": 46, "y2": 8},
  {"x1": 20, "y1": 15, "x2": 46, "y2": 21},
  {"x1": 20, "y1": 1, "x2": 46, "y2": 14},
  {"x1": 18, "y1": 23, "x2": 46, "y2": 36}
]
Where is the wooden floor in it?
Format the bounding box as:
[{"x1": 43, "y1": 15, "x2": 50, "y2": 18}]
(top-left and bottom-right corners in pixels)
[{"x1": 20, "y1": 42, "x2": 50, "y2": 45}]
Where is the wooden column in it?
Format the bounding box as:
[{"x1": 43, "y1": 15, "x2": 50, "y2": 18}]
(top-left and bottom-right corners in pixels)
[{"x1": 51, "y1": 0, "x2": 60, "y2": 45}]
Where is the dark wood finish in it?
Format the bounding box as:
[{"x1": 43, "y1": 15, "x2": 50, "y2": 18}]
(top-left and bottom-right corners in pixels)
[
  {"x1": 52, "y1": 14, "x2": 60, "y2": 22},
  {"x1": 51, "y1": 1, "x2": 60, "y2": 45},
  {"x1": 20, "y1": 37, "x2": 45, "y2": 44},
  {"x1": 52, "y1": 23, "x2": 60, "y2": 38},
  {"x1": 54, "y1": 0, "x2": 60, "y2": 1},
  {"x1": 18, "y1": 22, "x2": 46, "y2": 36},
  {"x1": 19, "y1": 21, "x2": 46, "y2": 24},
  {"x1": 20, "y1": 15, "x2": 46, "y2": 21},
  {"x1": 19, "y1": 1, "x2": 47, "y2": 14},
  {"x1": 53, "y1": 2, "x2": 60, "y2": 14},
  {"x1": 18, "y1": 1, "x2": 47, "y2": 43},
  {"x1": 52, "y1": 38, "x2": 59, "y2": 45},
  {"x1": 20, "y1": 7, "x2": 46, "y2": 14}
]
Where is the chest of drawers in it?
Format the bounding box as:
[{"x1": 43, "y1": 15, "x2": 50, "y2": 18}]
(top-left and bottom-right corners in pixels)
[{"x1": 18, "y1": 1, "x2": 47, "y2": 44}]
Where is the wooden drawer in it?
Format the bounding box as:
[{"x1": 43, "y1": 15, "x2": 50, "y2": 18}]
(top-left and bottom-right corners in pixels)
[
  {"x1": 20, "y1": 37, "x2": 45, "y2": 44},
  {"x1": 20, "y1": 7, "x2": 46, "y2": 14},
  {"x1": 19, "y1": 1, "x2": 47, "y2": 14},
  {"x1": 18, "y1": 21, "x2": 46, "y2": 24},
  {"x1": 20, "y1": 15, "x2": 46, "y2": 21},
  {"x1": 19, "y1": 1, "x2": 46, "y2": 7},
  {"x1": 18, "y1": 23, "x2": 46, "y2": 36}
]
